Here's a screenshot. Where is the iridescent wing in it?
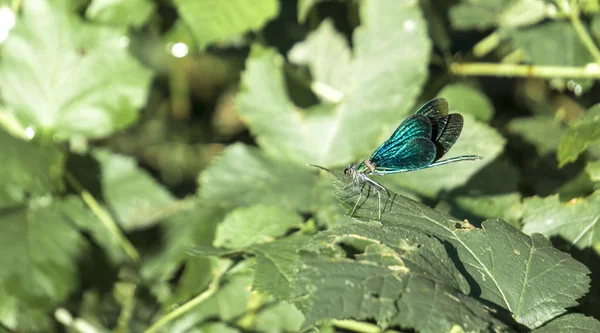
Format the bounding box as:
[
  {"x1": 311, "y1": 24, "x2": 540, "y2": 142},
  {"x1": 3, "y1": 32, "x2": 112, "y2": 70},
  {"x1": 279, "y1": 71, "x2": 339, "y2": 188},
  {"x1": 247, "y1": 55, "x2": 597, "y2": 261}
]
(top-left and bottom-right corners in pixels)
[
  {"x1": 416, "y1": 97, "x2": 449, "y2": 118},
  {"x1": 369, "y1": 114, "x2": 432, "y2": 163},
  {"x1": 373, "y1": 137, "x2": 437, "y2": 172}
]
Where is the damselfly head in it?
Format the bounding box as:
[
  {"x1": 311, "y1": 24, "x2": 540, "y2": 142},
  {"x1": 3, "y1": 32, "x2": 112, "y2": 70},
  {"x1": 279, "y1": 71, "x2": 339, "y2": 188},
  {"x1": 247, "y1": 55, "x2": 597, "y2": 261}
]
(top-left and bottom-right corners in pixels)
[{"x1": 344, "y1": 164, "x2": 357, "y2": 176}]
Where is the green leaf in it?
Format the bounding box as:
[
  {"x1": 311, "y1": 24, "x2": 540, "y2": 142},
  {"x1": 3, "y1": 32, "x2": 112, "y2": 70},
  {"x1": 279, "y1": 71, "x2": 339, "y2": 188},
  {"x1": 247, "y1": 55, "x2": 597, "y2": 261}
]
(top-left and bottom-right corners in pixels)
[
  {"x1": 0, "y1": 129, "x2": 64, "y2": 207},
  {"x1": 586, "y1": 160, "x2": 600, "y2": 181},
  {"x1": 438, "y1": 83, "x2": 495, "y2": 122},
  {"x1": 450, "y1": 0, "x2": 547, "y2": 30},
  {"x1": 508, "y1": 116, "x2": 565, "y2": 156},
  {"x1": 86, "y1": 0, "x2": 155, "y2": 27},
  {"x1": 0, "y1": 200, "x2": 87, "y2": 309},
  {"x1": 297, "y1": 0, "x2": 319, "y2": 23},
  {"x1": 253, "y1": 301, "x2": 304, "y2": 333},
  {"x1": 214, "y1": 205, "x2": 303, "y2": 249},
  {"x1": 0, "y1": 0, "x2": 153, "y2": 141},
  {"x1": 522, "y1": 191, "x2": 600, "y2": 256},
  {"x1": 535, "y1": 314, "x2": 600, "y2": 332},
  {"x1": 174, "y1": 0, "x2": 279, "y2": 49},
  {"x1": 0, "y1": 288, "x2": 53, "y2": 332},
  {"x1": 327, "y1": 170, "x2": 590, "y2": 328},
  {"x1": 391, "y1": 114, "x2": 505, "y2": 197},
  {"x1": 141, "y1": 204, "x2": 224, "y2": 284},
  {"x1": 558, "y1": 105, "x2": 600, "y2": 167},
  {"x1": 93, "y1": 149, "x2": 175, "y2": 231},
  {"x1": 56, "y1": 196, "x2": 127, "y2": 264},
  {"x1": 292, "y1": 224, "x2": 505, "y2": 331},
  {"x1": 237, "y1": 0, "x2": 431, "y2": 166},
  {"x1": 454, "y1": 192, "x2": 523, "y2": 227},
  {"x1": 198, "y1": 143, "x2": 315, "y2": 211}
]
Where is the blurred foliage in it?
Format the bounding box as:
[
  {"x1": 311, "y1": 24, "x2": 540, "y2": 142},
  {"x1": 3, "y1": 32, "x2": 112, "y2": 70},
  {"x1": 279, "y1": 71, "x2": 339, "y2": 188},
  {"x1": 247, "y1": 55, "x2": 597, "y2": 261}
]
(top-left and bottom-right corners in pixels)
[{"x1": 1, "y1": 0, "x2": 600, "y2": 332}]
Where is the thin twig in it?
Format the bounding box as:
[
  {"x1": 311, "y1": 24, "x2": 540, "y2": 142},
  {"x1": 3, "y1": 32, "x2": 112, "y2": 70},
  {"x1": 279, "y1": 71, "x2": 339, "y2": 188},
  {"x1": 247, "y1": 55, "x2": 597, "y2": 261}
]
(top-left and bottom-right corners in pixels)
[
  {"x1": 557, "y1": 0, "x2": 600, "y2": 63},
  {"x1": 450, "y1": 62, "x2": 600, "y2": 78},
  {"x1": 143, "y1": 261, "x2": 234, "y2": 333},
  {"x1": 66, "y1": 172, "x2": 140, "y2": 263}
]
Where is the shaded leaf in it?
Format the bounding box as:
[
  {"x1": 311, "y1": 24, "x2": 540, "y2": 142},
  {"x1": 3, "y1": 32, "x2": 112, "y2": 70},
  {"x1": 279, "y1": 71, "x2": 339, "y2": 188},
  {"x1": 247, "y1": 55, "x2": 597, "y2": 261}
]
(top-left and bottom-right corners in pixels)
[
  {"x1": 94, "y1": 149, "x2": 175, "y2": 231},
  {"x1": 391, "y1": 114, "x2": 505, "y2": 197},
  {"x1": 298, "y1": 0, "x2": 320, "y2": 23},
  {"x1": 237, "y1": 0, "x2": 431, "y2": 166},
  {"x1": 438, "y1": 83, "x2": 495, "y2": 122},
  {"x1": 0, "y1": 0, "x2": 153, "y2": 141},
  {"x1": 508, "y1": 116, "x2": 565, "y2": 156},
  {"x1": 253, "y1": 301, "x2": 304, "y2": 333},
  {"x1": 0, "y1": 129, "x2": 64, "y2": 207},
  {"x1": 86, "y1": 0, "x2": 155, "y2": 27},
  {"x1": 558, "y1": 105, "x2": 600, "y2": 167},
  {"x1": 450, "y1": 0, "x2": 547, "y2": 30},
  {"x1": 174, "y1": 0, "x2": 279, "y2": 49},
  {"x1": 214, "y1": 205, "x2": 303, "y2": 249},
  {"x1": 198, "y1": 143, "x2": 315, "y2": 211}
]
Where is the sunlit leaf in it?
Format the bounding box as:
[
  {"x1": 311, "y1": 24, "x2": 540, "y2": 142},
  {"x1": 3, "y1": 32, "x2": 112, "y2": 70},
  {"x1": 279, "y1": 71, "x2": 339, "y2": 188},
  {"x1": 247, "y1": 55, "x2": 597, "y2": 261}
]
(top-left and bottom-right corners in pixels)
[
  {"x1": 237, "y1": 0, "x2": 431, "y2": 166},
  {"x1": 86, "y1": 0, "x2": 155, "y2": 27},
  {"x1": 214, "y1": 204, "x2": 303, "y2": 249},
  {"x1": 522, "y1": 191, "x2": 600, "y2": 257},
  {"x1": 586, "y1": 160, "x2": 600, "y2": 181},
  {"x1": 438, "y1": 83, "x2": 495, "y2": 122},
  {"x1": 174, "y1": 0, "x2": 279, "y2": 49},
  {"x1": 0, "y1": 0, "x2": 153, "y2": 141},
  {"x1": 93, "y1": 149, "x2": 175, "y2": 231},
  {"x1": 199, "y1": 143, "x2": 315, "y2": 211}
]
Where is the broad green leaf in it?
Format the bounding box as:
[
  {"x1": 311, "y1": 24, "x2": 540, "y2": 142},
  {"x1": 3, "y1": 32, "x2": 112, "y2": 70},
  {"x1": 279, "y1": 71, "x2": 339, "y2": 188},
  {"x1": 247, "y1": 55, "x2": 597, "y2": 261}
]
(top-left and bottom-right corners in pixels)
[
  {"x1": 0, "y1": 288, "x2": 53, "y2": 332},
  {"x1": 450, "y1": 0, "x2": 547, "y2": 30},
  {"x1": 438, "y1": 83, "x2": 495, "y2": 122},
  {"x1": 174, "y1": 0, "x2": 279, "y2": 49},
  {"x1": 512, "y1": 22, "x2": 595, "y2": 66},
  {"x1": 557, "y1": 105, "x2": 600, "y2": 167},
  {"x1": 252, "y1": 235, "x2": 311, "y2": 301},
  {"x1": 93, "y1": 149, "x2": 175, "y2": 231},
  {"x1": 288, "y1": 19, "x2": 351, "y2": 103},
  {"x1": 535, "y1": 313, "x2": 600, "y2": 332},
  {"x1": 0, "y1": 0, "x2": 153, "y2": 141},
  {"x1": 86, "y1": 0, "x2": 155, "y2": 27},
  {"x1": 237, "y1": 0, "x2": 431, "y2": 166},
  {"x1": 454, "y1": 192, "x2": 523, "y2": 227},
  {"x1": 522, "y1": 191, "x2": 600, "y2": 256},
  {"x1": 253, "y1": 301, "x2": 304, "y2": 333},
  {"x1": 198, "y1": 143, "x2": 315, "y2": 211},
  {"x1": 508, "y1": 116, "x2": 565, "y2": 156},
  {"x1": 0, "y1": 129, "x2": 64, "y2": 207},
  {"x1": 0, "y1": 201, "x2": 87, "y2": 309},
  {"x1": 586, "y1": 160, "x2": 600, "y2": 181},
  {"x1": 291, "y1": 224, "x2": 505, "y2": 331},
  {"x1": 392, "y1": 114, "x2": 505, "y2": 197},
  {"x1": 214, "y1": 205, "x2": 303, "y2": 249},
  {"x1": 326, "y1": 170, "x2": 590, "y2": 328}
]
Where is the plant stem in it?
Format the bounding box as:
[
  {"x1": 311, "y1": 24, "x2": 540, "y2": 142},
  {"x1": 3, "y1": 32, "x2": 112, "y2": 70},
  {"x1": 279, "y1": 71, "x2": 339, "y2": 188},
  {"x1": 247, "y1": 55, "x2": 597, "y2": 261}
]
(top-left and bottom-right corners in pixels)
[
  {"x1": 450, "y1": 62, "x2": 600, "y2": 78},
  {"x1": 557, "y1": 0, "x2": 600, "y2": 63},
  {"x1": 143, "y1": 261, "x2": 233, "y2": 333},
  {"x1": 55, "y1": 308, "x2": 108, "y2": 333},
  {"x1": 473, "y1": 30, "x2": 501, "y2": 58},
  {"x1": 65, "y1": 172, "x2": 141, "y2": 263},
  {"x1": 332, "y1": 319, "x2": 401, "y2": 333}
]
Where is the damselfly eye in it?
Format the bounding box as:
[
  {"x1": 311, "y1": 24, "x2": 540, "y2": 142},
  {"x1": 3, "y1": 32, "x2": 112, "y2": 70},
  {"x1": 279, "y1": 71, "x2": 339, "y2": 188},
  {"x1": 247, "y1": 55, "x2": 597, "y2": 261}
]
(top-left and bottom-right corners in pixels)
[{"x1": 344, "y1": 167, "x2": 351, "y2": 175}]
